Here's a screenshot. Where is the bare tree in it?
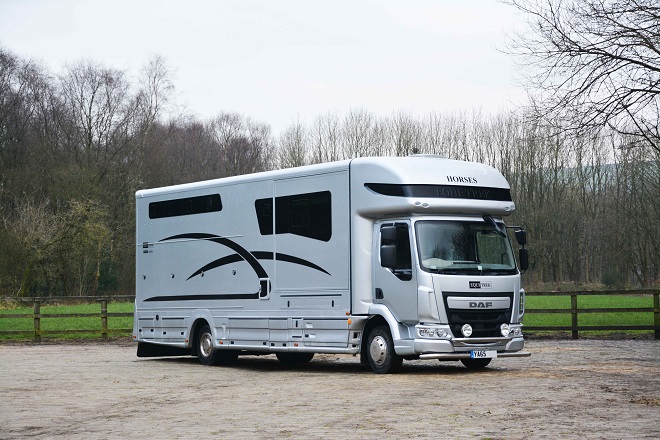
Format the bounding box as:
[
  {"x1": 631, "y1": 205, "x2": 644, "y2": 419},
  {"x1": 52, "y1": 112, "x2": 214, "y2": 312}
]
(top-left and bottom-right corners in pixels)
[
  {"x1": 277, "y1": 119, "x2": 308, "y2": 168},
  {"x1": 504, "y1": 0, "x2": 660, "y2": 152},
  {"x1": 309, "y1": 111, "x2": 341, "y2": 164},
  {"x1": 135, "y1": 55, "x2": 175, "y2": 131},
  {"x1": 58, "y1": 60, "x2": 136, "y2": 182},
  {"x1": 207, "y1": 112, "x2": 272, "y2": 176},
  {"x1": 389, "y1": 110, "x2": 423, "y2": 156},
  {"x1": 342, "y1": 108, "x2": 377, "y2": 158}
]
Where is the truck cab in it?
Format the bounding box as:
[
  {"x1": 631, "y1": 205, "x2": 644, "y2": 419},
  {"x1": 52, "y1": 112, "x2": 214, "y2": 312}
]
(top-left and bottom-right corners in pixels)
[
  {"x1": 360, "y1": 215, "x2": 528, "y2": 372},
  {"x1": 351, "y1": 157, "x2": 530, "y2": 373}
]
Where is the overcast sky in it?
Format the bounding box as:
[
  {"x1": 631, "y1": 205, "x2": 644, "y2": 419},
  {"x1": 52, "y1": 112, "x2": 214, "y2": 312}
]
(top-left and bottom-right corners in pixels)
[{"x1": 0, "y1": 0, "x2": 526, "y2": 133}]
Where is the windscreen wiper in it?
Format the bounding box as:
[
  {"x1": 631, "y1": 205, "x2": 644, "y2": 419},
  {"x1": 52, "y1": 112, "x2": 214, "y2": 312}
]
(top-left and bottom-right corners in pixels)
[{"x1": 483, "y1": 215, "x2": 507, "y2": 237}]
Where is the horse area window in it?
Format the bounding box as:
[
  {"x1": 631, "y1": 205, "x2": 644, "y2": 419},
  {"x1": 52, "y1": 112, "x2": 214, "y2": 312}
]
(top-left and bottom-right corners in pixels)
[
  {"x1": 149, "y1": 194, "x2": 222, "y2": 219},
  {"x1": 255, "y1": 191, "x2": 332, "y2": 242}
]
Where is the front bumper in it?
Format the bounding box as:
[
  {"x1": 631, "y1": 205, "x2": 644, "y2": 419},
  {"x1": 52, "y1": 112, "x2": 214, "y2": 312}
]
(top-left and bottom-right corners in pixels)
[{"x1": 395, "y1": 335, "x2": 530, "y2": 359}]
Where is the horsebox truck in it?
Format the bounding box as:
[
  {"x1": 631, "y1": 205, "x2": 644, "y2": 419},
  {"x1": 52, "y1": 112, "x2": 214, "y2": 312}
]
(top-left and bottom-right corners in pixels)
[{"x1": 133, "y1": 155, "x2": 530, "y2": 373}]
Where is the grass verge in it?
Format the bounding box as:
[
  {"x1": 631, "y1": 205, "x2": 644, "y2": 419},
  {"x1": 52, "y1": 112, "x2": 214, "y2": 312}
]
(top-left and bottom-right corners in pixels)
[{"x1": 0, "y1": 302, "x2": 134, "y2": 340}]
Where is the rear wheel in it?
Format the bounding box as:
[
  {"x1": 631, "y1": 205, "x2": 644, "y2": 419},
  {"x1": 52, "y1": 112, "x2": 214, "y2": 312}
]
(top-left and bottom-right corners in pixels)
[
  {"x1": 460, "y1": 357, "x2": 492, "y2": 369},
  {"x1": 196, "y1": 325, "x2": 238, "y2": 366},
  {"x1": 366, "y1": 325, "x2": 402, "y2": 374},
  {"x1": 197, "y1": 325, "x2": 216, "y2": 365},
  {"x1": 276, "y1": 352, "x2": 314, "y2": 364}
]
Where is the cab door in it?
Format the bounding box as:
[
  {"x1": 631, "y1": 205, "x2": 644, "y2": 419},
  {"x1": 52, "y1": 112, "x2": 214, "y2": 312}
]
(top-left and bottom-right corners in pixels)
[{"x1": 373, "y1": 221, "x2": 418, "y2": 323}]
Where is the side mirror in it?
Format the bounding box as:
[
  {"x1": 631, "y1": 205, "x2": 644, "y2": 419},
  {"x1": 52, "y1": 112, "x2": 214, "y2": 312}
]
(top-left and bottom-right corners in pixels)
[
  {"x1": 380, "y1": 244, "x2": 397, "y2": 268},
  {"x1": 519, "y1": 248, "x2": 529, "y2": 272},
  {"x1": 515, "y1": 229, "x2": 527, "y2": 246}
]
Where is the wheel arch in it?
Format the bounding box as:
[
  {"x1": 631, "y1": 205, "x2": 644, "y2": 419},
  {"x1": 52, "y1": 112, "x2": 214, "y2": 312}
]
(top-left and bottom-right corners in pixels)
[
  {"x1": 366, "y1": 304, "x2": 406, "y2": 340},
  {"x1": 361, "y1": 315, "x2": 388, "y2": 353},
  {"x1": 190, "y1": 318, "x2": 210, "y2": 356}
]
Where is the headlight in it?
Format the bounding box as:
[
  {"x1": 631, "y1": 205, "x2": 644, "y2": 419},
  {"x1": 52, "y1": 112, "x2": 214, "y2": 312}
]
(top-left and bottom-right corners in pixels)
[
  {"x1": 417, "y1": 326, "x2": 450, "y2": 339},
  {"x1": 418, "y1": 327, "x2": 435, "y2": 338},
  {"x1": 506, "y1": 326, "x2": 523, "y2": 337}
]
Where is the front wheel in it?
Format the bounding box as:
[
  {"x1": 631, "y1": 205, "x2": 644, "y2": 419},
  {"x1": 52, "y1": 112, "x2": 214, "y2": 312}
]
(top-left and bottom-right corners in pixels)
[{"x1": 365, "y1": 325, "x2": 403, "y2": 374}]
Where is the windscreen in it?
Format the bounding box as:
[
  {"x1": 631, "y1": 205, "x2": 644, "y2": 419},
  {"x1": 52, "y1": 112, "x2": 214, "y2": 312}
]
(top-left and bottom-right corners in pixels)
[{"x1": 415, "y1": 220, "x2": 517, "y2": 275}]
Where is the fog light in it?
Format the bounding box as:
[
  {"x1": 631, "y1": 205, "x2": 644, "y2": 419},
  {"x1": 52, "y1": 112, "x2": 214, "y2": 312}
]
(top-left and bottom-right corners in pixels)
[
  {"x1": 500, "y1": 323, "x2": 510, "y2": 337},
  {"x1": 461, "y1": 324, "x2": 473, "y2": 337}
]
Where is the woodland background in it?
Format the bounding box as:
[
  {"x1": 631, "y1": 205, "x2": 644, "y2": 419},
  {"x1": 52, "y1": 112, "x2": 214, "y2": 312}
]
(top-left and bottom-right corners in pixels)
[
  {"x1": 1, "y1": 0, "x2": 659, "y2": 297},
  {"x1": 1, "y1": 47, "x2": 657, "y2": 297}
]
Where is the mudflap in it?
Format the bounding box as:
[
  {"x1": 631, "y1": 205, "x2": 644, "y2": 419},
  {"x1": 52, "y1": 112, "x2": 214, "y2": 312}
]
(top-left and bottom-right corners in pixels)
[{"x1": 137, "y1": 342, "x2": 191, "y2": 358}]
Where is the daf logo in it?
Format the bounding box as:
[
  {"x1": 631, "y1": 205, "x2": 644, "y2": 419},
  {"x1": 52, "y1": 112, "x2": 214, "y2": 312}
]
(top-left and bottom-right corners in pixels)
[{"x1": 469, "y1": 301, "x2": 493, "y2": 308}]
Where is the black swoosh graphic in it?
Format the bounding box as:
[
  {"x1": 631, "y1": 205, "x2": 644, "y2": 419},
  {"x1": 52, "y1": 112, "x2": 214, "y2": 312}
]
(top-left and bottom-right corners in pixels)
[
  {"x1": 154, "y1": 234, "x2": 330, "y2": 304},
  {"x1": 160, "y1": 233, "x2": 268, "y2": 279},
  {"x1": 186, "y1": 254, "x2": 244, "y2": 280},
  {"x1": 159, "y1": 233, "x2": 268, "y2": 299},
  {"x1": 185, "y1": 251, "x2": 330, "y2": 280},
  {"x1": 144, "y1": 293, "x2": 259, "y2": 302},
  {"x1": 252, "y1": 252, "x2": 331, "y2": 275}
]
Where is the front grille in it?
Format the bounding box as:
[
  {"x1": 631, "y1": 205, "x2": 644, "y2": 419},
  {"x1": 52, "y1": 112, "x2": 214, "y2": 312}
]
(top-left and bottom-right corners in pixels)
[
  {"x1": 447, "y1": 309, "x2": 510, "y2": 337},
  {"x1": 443, "y1": 291, "x2": 513, "y2": 338}
]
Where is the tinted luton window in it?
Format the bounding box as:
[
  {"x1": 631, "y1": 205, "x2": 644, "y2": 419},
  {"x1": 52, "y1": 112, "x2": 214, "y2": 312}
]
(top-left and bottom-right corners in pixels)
[
  {"x1": 149, "y1": 194, "x2": 222, "y2": 219},
  {"x1": 254, "y1": 199, "x2": 273, "y2": 235},
  {"x1": 254, "y1": 191, "x2": 332, "y2": 241}
]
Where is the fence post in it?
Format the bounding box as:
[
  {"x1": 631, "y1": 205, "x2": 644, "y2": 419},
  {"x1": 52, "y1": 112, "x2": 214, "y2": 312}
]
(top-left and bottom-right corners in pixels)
[
  {"x1": 571, "y1": 293, "x2": 578, "y2": 339},
  {"x1": 33, "y1": 299, "x2": 41, "y2": 342},
  {"x1": 101, "y1": 299, "x2": 108, "y2": 340},
  {"x1": 654, "y1": 292, "x2": 659, "y2": 341}
]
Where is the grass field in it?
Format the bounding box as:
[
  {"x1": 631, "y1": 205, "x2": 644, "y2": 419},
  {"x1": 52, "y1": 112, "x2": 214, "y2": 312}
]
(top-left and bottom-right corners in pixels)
[
  {"x1": 0, "y1": 294, "x2": 657, "y2": 340},
  {"x1": 524, "y1": 294, "x2": 656, "y2": 337},
  {"x1": 0, "y1": 302, "x2": 134, "y2": 340}
]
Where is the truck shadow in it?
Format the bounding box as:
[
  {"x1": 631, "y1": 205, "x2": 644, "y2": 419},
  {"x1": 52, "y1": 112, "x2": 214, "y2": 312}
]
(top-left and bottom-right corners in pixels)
[{"x1": 143, "y1": 355, "x2": 516, "y2": 376}]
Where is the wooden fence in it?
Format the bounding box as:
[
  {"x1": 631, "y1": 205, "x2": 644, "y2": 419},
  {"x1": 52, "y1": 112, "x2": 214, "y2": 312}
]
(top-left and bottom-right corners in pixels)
[
  {"x1": 0, "y1": 295, "x2": 134, "y2": 341},
  {"x1": 0, "y1": 290, "x2": 658, "y2": 341},
  {"x1": 525, "y1": 289, "x2": 660, "y2": 339}
]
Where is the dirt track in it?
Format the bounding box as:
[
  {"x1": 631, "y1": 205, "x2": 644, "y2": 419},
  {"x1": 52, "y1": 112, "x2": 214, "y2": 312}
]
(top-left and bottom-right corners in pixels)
[{"x1": 1, "y1": 339, "x2": 658, "y2": 439}]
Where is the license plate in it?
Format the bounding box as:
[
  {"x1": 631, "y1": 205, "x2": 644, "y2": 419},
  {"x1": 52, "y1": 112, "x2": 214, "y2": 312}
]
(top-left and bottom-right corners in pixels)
[{"x1": 470, "y1": 350, "x2": 497, "y2": 359}]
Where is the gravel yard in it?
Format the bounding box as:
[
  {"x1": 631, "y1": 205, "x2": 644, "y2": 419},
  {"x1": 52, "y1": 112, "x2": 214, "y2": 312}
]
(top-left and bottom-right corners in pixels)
[{"x1": 1, "y1": 339, "x2": 658, "y2": 439}]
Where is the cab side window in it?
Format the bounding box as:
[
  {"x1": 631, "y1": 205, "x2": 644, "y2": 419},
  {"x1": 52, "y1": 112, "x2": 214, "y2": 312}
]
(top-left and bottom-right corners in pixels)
[{"x1": 380, "y1": 223, "x2": 412, "y2": 281}]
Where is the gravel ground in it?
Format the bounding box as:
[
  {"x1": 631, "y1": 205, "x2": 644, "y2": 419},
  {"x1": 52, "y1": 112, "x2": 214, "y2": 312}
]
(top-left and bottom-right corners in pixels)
[{"x1": 1, "y1": 339, "x2": 658, "y2": 439}]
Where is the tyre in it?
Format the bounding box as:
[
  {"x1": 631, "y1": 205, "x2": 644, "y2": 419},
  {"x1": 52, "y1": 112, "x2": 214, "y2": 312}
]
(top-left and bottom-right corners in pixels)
[
  {"x1": 196, "y1": 325, "x2": 239, "y2": 366},
  {"x1": 359, "y1": 348, "x2": 370, "y2": 369},
  {"x1": 197, "y1": 325, "x2": 217, "y2": 365},
  {"x1": 365, "y1": 325, "x2": 403, "y2": 374},
  {"x1": 276, "y1": 352, "x2": 314, "y2": 364},
  {"x1": 460, "y1": 357, "x2": 492, "y2": 369}
]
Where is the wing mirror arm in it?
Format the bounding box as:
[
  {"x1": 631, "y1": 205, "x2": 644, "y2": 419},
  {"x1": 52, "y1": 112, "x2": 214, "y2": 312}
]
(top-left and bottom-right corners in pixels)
[{"x1": 506, "y1": 225, "x2": 529, "y2": 272}]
